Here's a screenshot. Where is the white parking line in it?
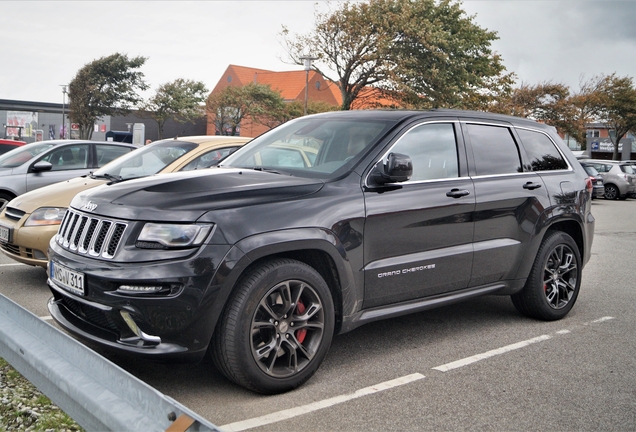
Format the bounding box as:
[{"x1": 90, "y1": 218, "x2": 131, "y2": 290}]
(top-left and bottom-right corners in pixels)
[
  {"x1": 219, "y1": 316, "x2": 618, "y2": 430},
  {"x1": 432, "y1": 335, "x2": 552, "y2": 372},
  {"x1": 220, "y1": 373, "x2": 426, "y2": 431},
  {"x1": 591, "y1": 316, "x2": 614, "y2": 323},
  {"x1": 0, "y1": 263, "x2": 24, "y2": 267}
]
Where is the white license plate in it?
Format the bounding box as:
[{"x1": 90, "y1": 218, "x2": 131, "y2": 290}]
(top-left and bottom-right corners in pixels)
[
  {"x1": 0, "y1": 225, "x2": 8, "y2": 243},
  {"x1": 50, "y1": 261, "x2": 85, "y2": 296}
]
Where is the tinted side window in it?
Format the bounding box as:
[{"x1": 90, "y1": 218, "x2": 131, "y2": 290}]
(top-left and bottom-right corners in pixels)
[
  {"x1": 40, "y1": 144, "x2": 90, "y2": 171},
  {"x1": 0, "y1": 144, "x2": 17, "y2": 155},
  {"x1": 466, "y1": 124, "x2": 521, "y2": 176},
  {"x1": 516, "y1": 128, "x2": 568, "y2": 171},
  {"x1": 390, "y1": 123, "x2": 459, "y2": 181}
]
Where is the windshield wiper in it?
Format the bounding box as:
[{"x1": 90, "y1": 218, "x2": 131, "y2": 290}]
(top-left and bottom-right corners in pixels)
[
  {"x1": 251, "y1": 167, "x2": 291, "y2": 176},
  {"x1": 90, "y1": 172, "x2": 123, "y2": 182}
]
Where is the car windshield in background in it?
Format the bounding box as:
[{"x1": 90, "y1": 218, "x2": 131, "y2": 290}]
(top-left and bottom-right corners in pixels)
[
  {"x1": 92, "y1": 140, "x2": 198, "y2": 180},
  {"x1": 221, "y1": 117, "x2": 395, "y2": 179},
  {"x1": 0, "y1": 142, "x2": 56, "y2": 168}
]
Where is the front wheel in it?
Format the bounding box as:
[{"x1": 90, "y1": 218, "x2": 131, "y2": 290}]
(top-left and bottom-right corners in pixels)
[
  {"x1": 211, "y1": 259, "x2": 335, "y2": 394},
  {"x1": 511, "y1": 231, "x2": 581, "y2": 321},
  {"x1": 0, "y1": 192, "x2": 15, "y2": 211}
]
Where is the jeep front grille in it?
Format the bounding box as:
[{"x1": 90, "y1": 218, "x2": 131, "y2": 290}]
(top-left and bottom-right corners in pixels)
[{"x1": 56, "y1": 209, "x2": 127, "y2": 259}]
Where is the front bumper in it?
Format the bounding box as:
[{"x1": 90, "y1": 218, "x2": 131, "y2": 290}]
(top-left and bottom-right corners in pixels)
[
  {"x1": 0, "y1": 216, "x2": 57, "y2": 267},
  {"x1": 47, "y1": 241, "x2": 233, "y2": 361}
]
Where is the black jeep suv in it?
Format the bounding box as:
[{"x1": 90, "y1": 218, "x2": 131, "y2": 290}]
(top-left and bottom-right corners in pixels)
[{"x1": 47, "y1": 110, "x2": 594, "y2": 394}]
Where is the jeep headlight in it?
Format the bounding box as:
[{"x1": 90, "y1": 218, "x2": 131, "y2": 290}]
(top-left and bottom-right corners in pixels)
[
  {"x1": 24, "y1": 207, "x2": 67, "y2": 226},
  {"x1": 136, "y1": 223, "x2": 212, "y2": 249}
]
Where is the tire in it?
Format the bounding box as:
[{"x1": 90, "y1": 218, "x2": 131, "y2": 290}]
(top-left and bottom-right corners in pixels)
[
  {"x1": 0, "y1": 192, "x2": 15, "y2": 211},
  {"x1": 511, "y1": 231, "x2": 581, "y2": 321},
  {"x1": 604, "y1": 184, "x2": 619, "y2": 200},
  {"x1": 211, "y1": 258, "x2": 335, "y2": 394}
]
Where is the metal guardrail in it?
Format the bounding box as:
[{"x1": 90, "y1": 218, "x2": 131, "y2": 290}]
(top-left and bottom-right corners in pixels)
[{"x1": 0, "y1": 293, "x2": 221, "y2": 432}]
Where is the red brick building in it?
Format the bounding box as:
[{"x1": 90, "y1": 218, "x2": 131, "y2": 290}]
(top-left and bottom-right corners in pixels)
[{"x1": 207, "y1": 64, "x2": 341, "y2": 137}]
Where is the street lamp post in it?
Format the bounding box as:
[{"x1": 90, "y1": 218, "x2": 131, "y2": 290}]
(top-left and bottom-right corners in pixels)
[
  {"x1": 300, "y1": 54, "x2": 318, "y2": 116},
  {"x1": 60, "y1": 85, "x2": 67, "y2": 139}
]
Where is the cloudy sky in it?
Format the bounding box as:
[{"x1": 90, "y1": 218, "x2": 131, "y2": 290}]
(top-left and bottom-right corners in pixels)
[{"x1": 1, "y1": 0, "x2": 635, "y2": 104}]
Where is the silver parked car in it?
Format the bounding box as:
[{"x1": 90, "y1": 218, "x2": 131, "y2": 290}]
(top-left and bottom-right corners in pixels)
[
  {"x1": 580, "y1": 162, "x2": 604, "y2": 199},
  {"x1": 0, "y1": 139, "x2": 136, "y2": 209},
  {"x1": 581, "y1": 159, "x2": 636, "y2": 200}
]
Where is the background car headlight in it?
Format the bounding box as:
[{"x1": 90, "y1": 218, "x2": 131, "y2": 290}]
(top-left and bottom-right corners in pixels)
[
  {"x1": 24, "y1": 207, "x2": 67, "y2": 226},
  {"x1": 136, "y1": 223, "x2": 212, "y2": 248}
]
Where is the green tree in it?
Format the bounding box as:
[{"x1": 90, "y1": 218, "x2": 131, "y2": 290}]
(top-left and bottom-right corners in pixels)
[
  {"x1": 565, "y1": 76, "x2": 605, "y2": 150},
  {"x1": 493, "y1": 82, "x2": 578, "y2": 138},
  {"x1": 492, "y1": 79, "x2": 610, "y2": 151},
  {"x1": 277, "y1": 99, "x2": 340, "y2": 125},
  {"x1": 386, "y1": 0, "x2": 514, "y2": 109},
  {"x1": 206, "y1": 83, "x2": 285, "y2": 135},
  {"x1": 282, "y1": 0, "x2": 513, "y2": 110},
  {"x1": 282, "y1": 1, "x2": 396, "y2": 111},
  {"x1": 595, "y1": 74, "x2": 636, "y2": 160},
  {"x1": 141, "y1": 79, "x2": 208, "y2": 139},
  {"x1": 68, "y1": 53, "x2": 148, "y2": 139}
]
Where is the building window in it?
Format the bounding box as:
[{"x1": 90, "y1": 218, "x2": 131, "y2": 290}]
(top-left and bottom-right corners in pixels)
[
  {"x1": 315, "y1": 81, "x2": 321, "y2": 90},
  {"x1": 227, "y1": 75, "x2": 232, "y2": 83},
  {"x1": 586, "y1": 129, "x2": 600, "y2": 138}
]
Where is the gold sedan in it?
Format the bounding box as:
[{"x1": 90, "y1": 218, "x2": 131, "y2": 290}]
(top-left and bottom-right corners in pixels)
[{"x1": 0, "y1": 135, "x2": 250, "y2": 267}]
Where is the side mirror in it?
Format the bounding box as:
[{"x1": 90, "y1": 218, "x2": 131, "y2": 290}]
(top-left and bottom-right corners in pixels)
[
  {"x1": 31, "y1": 161, "x2": 53, "y2": 173},
  {"x1": 371, "y1": 153, "x2": 412, "y2": 185}
]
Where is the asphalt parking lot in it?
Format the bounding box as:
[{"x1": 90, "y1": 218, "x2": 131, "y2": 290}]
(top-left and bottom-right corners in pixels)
[{"x1": 1, "y1": 198, "x2": 635, "y2": 431}]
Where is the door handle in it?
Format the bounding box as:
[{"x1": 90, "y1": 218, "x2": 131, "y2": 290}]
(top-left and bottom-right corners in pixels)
[
  {"x1": 446, "y1": 188, "x2": 470, "y2": 198},
  {"x1": 523, "y1": 182, "x2": 542, "y2": 190}
]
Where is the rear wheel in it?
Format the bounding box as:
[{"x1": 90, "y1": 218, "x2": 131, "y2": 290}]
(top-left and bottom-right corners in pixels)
[
  {"x1": 604, "y1": 184, "x2": 619, "y2": 200},
  {"x1": 511, "y1": 231, "x2": 581, "y2": 321},
  {"x1": 212, "y1": 258, "x2": 335, "y2": 394}
]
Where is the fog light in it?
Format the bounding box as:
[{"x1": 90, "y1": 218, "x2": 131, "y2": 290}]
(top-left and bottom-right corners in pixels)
[{"x1": 118, "y1": 285, "x2": 163, "y2": 293}]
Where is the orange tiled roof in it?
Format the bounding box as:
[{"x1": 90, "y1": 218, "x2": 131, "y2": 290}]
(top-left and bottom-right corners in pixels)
[
  {"x1": 228, "y1": 65, "x2": 273, "y2": 85},
  {"x1": 254, "y1": 70, "x2": 307, "y2": 100},
  {"x1": 213, "y1": 64, "x2": 398, "y2": 108}
]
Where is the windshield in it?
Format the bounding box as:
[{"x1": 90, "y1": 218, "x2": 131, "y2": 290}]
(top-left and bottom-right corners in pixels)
[
  {"x1": 220, "y1": 116, "x2": 394, "y2": 179},
  {"x1": 0, "y1": 142, "x2": 56, "y2": 169},
  {"x1": 620, "y1": 164, "x2": 635, "y2": 174},
  {"x1": 93, "y1": 139, "x2": 198, "y2": 180}
]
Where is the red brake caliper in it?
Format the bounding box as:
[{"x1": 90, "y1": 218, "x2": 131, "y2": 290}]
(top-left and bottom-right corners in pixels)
[{"x1": 295, "y1": 301, "x2": 307, "y2": 344}]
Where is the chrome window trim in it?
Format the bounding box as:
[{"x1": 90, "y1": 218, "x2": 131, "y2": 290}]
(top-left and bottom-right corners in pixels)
[{"x1": 364, "y1": 119, "x2": 460, "y2": 188}]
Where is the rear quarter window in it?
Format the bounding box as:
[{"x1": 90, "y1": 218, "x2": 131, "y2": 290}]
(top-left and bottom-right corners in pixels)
[{"x1": 516, "y1": 128, "x2": 568, "y2": 171}]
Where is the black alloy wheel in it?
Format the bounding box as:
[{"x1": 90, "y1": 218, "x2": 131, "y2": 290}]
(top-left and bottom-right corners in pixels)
[
  {"x1": 512, "y1": 231, "x2": 581, "y2": 321},
  {"x1": 604, "y1": 184, "x2": 620, "y2": 200},
  {"x1": 211, "y1": 258, "x2": 335, "y2": 394}
]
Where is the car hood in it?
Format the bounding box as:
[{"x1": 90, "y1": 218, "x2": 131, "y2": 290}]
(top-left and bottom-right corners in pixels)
[
  {"x1": 71, "y1": 168, "x2": 325, "y2": 222},
  {"x1": 7, "y1": 176, "x2": 107, "y2": 213}
]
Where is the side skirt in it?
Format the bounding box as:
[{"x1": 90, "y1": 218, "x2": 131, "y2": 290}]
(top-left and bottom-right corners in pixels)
[{"x1": 339, "y1": 282, "x2": 517, "y2": 334}]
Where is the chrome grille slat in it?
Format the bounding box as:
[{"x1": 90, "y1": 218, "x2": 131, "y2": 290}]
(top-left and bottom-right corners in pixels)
[{"x1": 55, "y1": 209, "x2": 127, "y2": 259}]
